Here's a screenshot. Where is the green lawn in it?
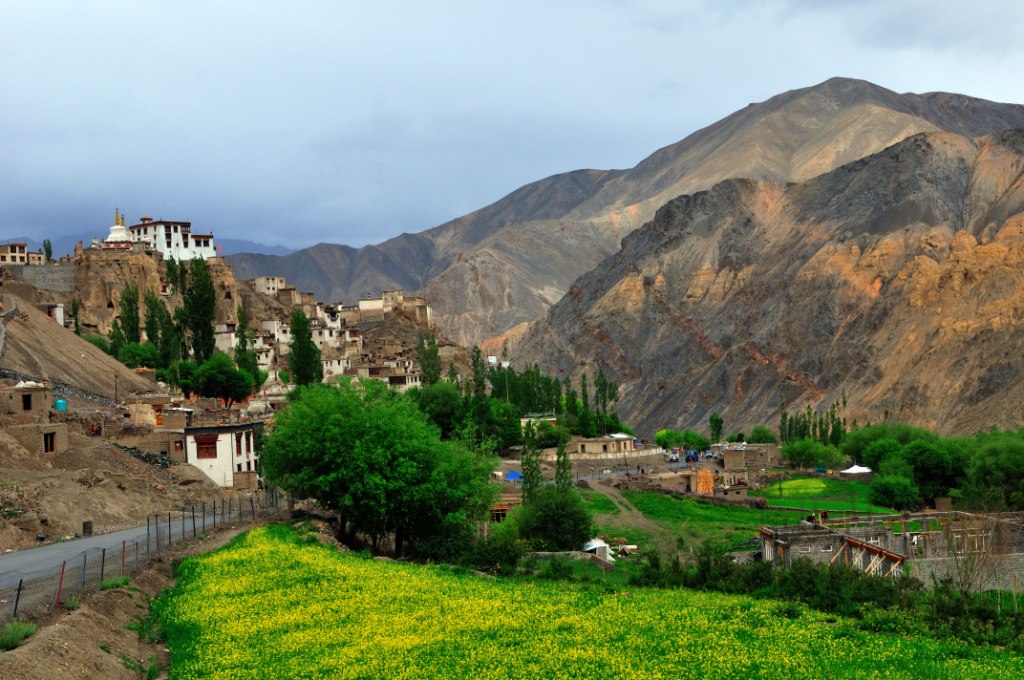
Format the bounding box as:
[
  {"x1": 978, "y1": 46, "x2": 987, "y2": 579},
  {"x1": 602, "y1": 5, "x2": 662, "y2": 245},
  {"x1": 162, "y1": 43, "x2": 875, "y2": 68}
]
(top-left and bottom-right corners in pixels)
[
  {"x1": 622, "y1": 492, "x2": 806, "y2": 551},
  {"x1": 751, "y1": 477, "x2": 894, "y2": 515}
]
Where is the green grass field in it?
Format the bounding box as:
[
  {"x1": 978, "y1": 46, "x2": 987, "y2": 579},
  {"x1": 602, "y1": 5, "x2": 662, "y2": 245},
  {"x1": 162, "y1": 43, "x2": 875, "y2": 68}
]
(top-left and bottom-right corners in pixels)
[
  {"x1": 622, "y1": 492, "x2": 806, "y2": 551},
  {"x1": 751, "y1": 477, "x2": 894, "y2": 515},
  {"x1": 154, "y1": 525, "x2": 1024, "y2": 678}
]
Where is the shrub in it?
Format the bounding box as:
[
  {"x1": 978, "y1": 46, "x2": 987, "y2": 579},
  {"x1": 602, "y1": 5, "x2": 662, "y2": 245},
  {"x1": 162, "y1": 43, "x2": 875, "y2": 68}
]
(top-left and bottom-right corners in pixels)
[
  {"x1": 100, "y1": 575, "x2": 131, "y2": 590},
  {"x1": 0, "y1": 620, "x2": 37, "y2": 651},
  {"x1": 465, "y1": 535, "x2": 526, "y2": 576},
  {"x1": 517, "y1": 487, "x2": 592, "y2": 551}
]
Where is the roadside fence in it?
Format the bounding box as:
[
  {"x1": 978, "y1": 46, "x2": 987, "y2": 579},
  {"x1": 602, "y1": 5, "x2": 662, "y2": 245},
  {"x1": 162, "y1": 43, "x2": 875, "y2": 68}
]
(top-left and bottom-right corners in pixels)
[{"x1": 0, "y1": 489, "x2": 284, "y2": 625}]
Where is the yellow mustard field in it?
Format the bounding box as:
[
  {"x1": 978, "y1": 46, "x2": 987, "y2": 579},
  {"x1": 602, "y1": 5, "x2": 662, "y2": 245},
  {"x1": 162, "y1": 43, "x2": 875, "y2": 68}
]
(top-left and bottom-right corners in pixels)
[{"x1": 156, "y1": 525, "x2": 1024, "y2": 679}]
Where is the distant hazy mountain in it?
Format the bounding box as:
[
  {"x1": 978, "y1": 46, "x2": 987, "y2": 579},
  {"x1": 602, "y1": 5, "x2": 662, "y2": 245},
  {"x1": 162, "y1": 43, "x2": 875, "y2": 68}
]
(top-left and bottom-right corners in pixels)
[
  {"x1": 227, "y1": 78, "x2": 1024, "y2": 346},
  {"x1": 518, "y1": 128, "x2": 1024, "y2": 436},
  {"x1": 217, "y1": 238, "x2": 294, "y2": 257}
]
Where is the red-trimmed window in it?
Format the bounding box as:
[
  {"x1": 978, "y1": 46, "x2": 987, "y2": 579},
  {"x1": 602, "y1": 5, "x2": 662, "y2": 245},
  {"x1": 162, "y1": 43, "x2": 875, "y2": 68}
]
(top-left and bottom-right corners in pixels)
[{"x1": 195, "y1": 435, "x2": 218, "y2": 459}]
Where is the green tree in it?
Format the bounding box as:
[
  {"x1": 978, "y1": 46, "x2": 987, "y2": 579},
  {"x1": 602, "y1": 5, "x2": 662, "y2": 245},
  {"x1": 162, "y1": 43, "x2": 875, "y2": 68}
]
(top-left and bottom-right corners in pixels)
[
  {"x1": 417, "y1": 332, "x2": 441, "y2": 385},
  {"x1": 446, "y1": 361, "x2": 459, "y2": 384},
  {"x1": 578, "y1": 374, "x2": 593, "y2": 437},
  {"x1": 709, "y1": 412, "x2": 724, "y2": 443},
  {"x1": 194, "y1": 352, "x2": 254, "y2": 408},
  {"x1": 517, "y1": 486, "x2": 591, "y2": 551},
  {"x1": 183, "y1": 258, "x2": 216, "y2": 362},
  {"x1": 234, "y1": 304, "x2": 265, "y2": 393},
  {"x1": 118, "y1": 282, "x2": 141, "y2": 345},
  {"x1": 520, "y1": 422, "x2": 542, "y2": 504},
  {"x1": 870, "y1": 475, "x2": 920, "y2": 510},
  {"x1": 748, "y1": 424, "x2": 778, "y2": 444},
  {"x1": 71, "y1": 297, "x2": 80, "y2": 335},
  {"x1": 260, "y1": 381, "x2": 497, "y2": 557},
  {"x1": 107, "y1": 318, "x2": 126, "y2": 358},
  {"x1": 555, "y1": 435, "x2": 572, "y2": 492},
  {"x1": 288, "y1": 308, "x2": 322, "y2": 386},
  {"x1": 409, "y1": 381, "x2": 464, "y2": 439},
  {"x1": 42, "y1": 239, "x2": 52, "y2": 261},
  {"x1": 118, "y1": 342, "x2": 160, "y2": 368},
  {"x1": 168, "y1": 360, "x2": 198, "y2": 398}
]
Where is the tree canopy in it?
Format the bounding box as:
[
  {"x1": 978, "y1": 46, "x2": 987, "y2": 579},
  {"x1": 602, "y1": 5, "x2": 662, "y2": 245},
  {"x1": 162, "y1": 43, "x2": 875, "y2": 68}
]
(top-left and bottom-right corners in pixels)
[
  {"x1": 194, "y1": 352, "x2": 254, "y2": 408},
  {"x1": 184, "y1": 257, "x2": 216, "y2": 362},
  {"x1": 260, "y1": 380, "x2": 498, "y2": 558},
  {"x1": 288, "y1": 308, "x2": 322, "y2": 386}
]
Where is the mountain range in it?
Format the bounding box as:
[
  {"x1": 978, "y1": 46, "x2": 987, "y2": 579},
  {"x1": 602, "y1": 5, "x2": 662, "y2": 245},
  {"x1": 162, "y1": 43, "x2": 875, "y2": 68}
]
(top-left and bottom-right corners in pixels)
[
  {"x1": 227, "y1": 78, "x2": 1024, "y2": 347},
  {"x1": 227, "y1": 77, "x2": 1024, "y2": 435}
]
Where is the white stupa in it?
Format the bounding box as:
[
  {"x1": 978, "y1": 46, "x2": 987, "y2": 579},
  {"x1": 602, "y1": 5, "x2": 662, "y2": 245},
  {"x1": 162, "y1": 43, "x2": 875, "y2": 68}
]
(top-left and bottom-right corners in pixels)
[{"x1": 104, "y1": 209, "x2": 132, "y2": 246}]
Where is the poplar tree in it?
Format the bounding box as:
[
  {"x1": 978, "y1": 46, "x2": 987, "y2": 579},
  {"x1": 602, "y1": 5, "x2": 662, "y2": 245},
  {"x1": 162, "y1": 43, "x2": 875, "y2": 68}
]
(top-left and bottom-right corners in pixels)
[
  {"x1": 184, "y1": 258, "x2": 216, "y2": 362},
  {"x1": 288, "y1": 308, "x2": 322, "y2": 386},
  {"x1": 521, "y1": 422, "x2": 542, "y2": 504}
]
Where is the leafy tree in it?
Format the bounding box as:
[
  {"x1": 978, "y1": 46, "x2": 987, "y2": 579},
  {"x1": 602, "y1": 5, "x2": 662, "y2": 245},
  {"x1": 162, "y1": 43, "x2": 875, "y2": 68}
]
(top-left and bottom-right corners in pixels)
[
  {"x1": 194, "y1": 352, "x2": 253, "y2": 408},
  {"x1": 535, "y1": 421, "x2": 571, "y2": 449},
  {"x1": 234, "y1": 304, "x2": 265, "y2": 393},
  {"x1": 725, "y1": 431, "x2": 746, "y2": 443},
  {"x1": 183, "y1": 257, "x2": 216, "y2": 362},
  {"x1": 71, "y1": 297, "x2": 80, "y2": 335},
  {"x1": 107, "y1": 318, "x2": 126, "y2": 358},
  {"x1": 517, "y1": 486, "x2": 591, "y2": 551},
  {"x1": 870, "y1": 475, "x2": 920, "y2": 510},
  {"x1": 555, "y1": 435, "x2": 572, "y2": 492},
  {"x1": 520, "y1": 422, "x2": 542, "y2": 504},
  {"x1": 288, "y1": 307, "x2": 322, "y2": 386},
  {"x1": 578, "y1": 374, "x2": 593, "y2": 437},
  {"x1": 260, "y1": 381, "x2": 497, "y2": 557},
  {"x1": 118, "y1": 342, "x2": 160, "y2": 368},
  {"x1": 709, "y1": 412, "x2": 724, "y2": 443},
  {"x1": 118, "y1": 282, "x2": 141, "y2": 344},
  {"x1": 82, "y1": 333, "x2": 110, "y2": 354},
  {"x1": 446, "y1": 361, "x2": 459, "y2": 384},
  {"x1": 964, "y1": 430, "x2": 1024, "y2": 510},
  {"x1": 417, "y1": 332, "x2": 441, "y2": 385},
  {"x1": 841, "y1": 423, "x2": 936, "y2": 466},
  {"x1": 748, "y1": 425, "x2": 778, "y2": 444},
  {"x1": 169, "y1": 360, "x2": 198, "y2": 398},
  {"x1": 782, "y1": 438, "x2": 844, "y2": 470},
  {"x1": 654, "y1": 428, "x2": 709, "y2": 451},
  {"x1": 42, "y1": 239, "x2": 52, "y2": 261},
  {"x1": 409, "y1": 381, "x2": 463, "y2": 439}
]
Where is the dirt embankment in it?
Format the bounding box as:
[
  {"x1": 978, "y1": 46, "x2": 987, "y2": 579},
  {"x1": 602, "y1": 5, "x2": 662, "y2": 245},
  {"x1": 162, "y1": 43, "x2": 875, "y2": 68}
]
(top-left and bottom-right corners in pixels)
[{"x1": 0, "y1": 522, "x2": 267, "y2": 680}]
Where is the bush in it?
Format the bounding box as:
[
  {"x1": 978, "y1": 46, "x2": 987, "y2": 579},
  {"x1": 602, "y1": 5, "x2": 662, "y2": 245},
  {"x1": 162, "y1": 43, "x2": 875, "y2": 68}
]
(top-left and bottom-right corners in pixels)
[
  {"x1": 82, "y1": 333, "x2": 110, "y2": 354},
  {"x1": 517, "y1": 487, "x2": 592, "y2": 551},
  {"x1": 466, "y1": 535, "x2": 526, "y2": 576},
  {"x1": 869, "y1": 475, "x2": 920, "y2": 510},
  {"x1": 0, "y1": 620, "x2": 37, "y2": 651},
  {"x1": 540, "y1": 555, "x2": 575, "y2": 580},
  {"x1": 100, "y1": 575, "x2": 131, "y2": 590},
  {"x1": 748, "y1": 425, "x2": 778, "y2": 444}
]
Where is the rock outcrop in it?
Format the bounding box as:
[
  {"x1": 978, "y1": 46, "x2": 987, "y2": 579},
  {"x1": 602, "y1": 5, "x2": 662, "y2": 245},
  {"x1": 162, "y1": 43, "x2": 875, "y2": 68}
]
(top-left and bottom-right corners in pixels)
[{"x1": 516, "y1": 129, "x2": 1024, "y2": 437}]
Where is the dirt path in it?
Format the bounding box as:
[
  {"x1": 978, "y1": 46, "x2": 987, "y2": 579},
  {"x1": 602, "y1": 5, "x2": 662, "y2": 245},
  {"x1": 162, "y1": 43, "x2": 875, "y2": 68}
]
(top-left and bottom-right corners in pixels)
[{"x1": 590, "y1": 482, "x2": 678, "y2": 555}]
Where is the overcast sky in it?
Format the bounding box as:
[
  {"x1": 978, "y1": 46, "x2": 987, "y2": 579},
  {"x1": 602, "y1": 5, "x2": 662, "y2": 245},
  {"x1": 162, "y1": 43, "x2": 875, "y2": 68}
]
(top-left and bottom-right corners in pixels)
[{"x1": 3, "y1": 0, "x2": 1024, "y2": 252}]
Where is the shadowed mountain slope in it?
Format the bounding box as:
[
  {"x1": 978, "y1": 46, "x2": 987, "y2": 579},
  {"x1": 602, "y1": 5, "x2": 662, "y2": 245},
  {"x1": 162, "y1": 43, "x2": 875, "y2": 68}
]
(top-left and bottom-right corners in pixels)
[{"x1": 516, "y1": 129, "x2": 1024, "y2": 437}]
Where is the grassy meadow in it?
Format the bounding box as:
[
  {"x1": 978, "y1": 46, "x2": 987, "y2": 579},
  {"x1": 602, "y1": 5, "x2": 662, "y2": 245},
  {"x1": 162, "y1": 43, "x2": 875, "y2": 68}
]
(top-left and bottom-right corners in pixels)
[
  {"x1": 751, "y1": 477, "x2": 895, "y2": 515},
  {"x1": 154, "y1": 525, "x2": 1024, "y2": 679}
]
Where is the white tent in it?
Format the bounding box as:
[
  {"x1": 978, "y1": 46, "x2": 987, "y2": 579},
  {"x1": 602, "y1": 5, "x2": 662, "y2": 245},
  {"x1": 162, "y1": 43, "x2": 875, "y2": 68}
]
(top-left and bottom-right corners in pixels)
[{"x1": 841, "y1": 464, "x2": 872, "y2": 474}]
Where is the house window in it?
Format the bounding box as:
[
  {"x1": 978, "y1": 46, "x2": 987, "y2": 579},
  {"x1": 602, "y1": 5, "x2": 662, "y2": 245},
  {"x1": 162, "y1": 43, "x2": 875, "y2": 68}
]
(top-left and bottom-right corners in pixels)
[
  {"x1": 799, "y1": 545, "x2": 812, "y2": 553},
  {"x1": 196, "y1": 436, "x2": 218, "y2": 459},
  {"x1": 246, "y1": 461, "x2": 252, "y2": 471},
  {"x1": 237, "y1": 463, "x2": 242, "y2": 472},
  {"x1": 245, "y1": 431, "x2": 252, "y2": 453},
  {"x1": 174, "y1": 440, "x2": 184, "y2": 452},
  {"x1": 821, "y1": 544, "x2": 833, "y2": 552},
  {"x1": 43, "y1": 431, "x2": 56, "y2": 453},
  {"x1": 236, "y1": 433, "x2": 243, "y2": 456},
  {"x1": 22, "y1": 393, "x2": 32, "y2": 410}
]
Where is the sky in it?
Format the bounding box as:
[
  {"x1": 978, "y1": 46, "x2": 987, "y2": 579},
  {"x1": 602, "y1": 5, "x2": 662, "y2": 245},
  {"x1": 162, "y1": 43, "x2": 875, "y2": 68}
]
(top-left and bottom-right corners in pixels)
[{"x1": 3, "y1": 0, "x2": 1024, "y2": 252}]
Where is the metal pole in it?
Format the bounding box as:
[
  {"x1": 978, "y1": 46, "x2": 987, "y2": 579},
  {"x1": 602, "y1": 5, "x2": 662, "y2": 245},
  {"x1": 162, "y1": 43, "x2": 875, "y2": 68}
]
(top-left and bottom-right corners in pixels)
[
  {"x1": 13, "y1": 579, "x2": 23, "y2": 619},
  {"x1": 100, "y1": 548, "x2": 107, "y2": 584},
  {"x1": 167, "y1": 512, "x2": 172, "y2": 546},
  {"x1": 251, "y1": 497, "x2": 255, "y2": 521},
  {"x1": 202, "y1": 502, "x2": 206, "y2": 533},
  {"x1": 146, "y1": 515, "x2": 150, "y2": 558},
  {"x1": 81, "y1": 552, "x2": 87, "y2": 593},
  {"x1": 54, "y1": 561, "x2": 67, "y2": 611},
  {"x1": 192, "y1": 506, "x2": 197, "y2": 538},
  {"x1": 121, "y1": 540, "x2": 126, "y2": 577}
]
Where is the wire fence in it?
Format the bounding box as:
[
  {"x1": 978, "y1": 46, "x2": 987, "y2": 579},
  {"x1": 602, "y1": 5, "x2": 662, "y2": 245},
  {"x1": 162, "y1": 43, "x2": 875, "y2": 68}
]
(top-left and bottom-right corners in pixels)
[{"x1": 0, "y1": 489, "x2": 284, "y2": 625}]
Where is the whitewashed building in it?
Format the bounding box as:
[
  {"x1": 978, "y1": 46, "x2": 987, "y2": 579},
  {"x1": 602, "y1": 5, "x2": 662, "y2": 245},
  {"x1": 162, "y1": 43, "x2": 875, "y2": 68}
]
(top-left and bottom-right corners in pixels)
[{"x1": 184, "y1": 421, "x2": 262, "y2": 489}]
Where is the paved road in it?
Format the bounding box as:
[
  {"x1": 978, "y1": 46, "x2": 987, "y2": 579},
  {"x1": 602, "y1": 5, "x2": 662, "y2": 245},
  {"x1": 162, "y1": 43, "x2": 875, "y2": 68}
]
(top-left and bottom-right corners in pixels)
[{"x1": 0, "y1": 508, "x2": 242, "y2": 581}]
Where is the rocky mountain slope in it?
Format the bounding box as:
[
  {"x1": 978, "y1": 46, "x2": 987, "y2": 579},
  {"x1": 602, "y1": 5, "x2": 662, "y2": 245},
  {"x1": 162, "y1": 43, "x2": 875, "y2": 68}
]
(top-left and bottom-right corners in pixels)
[
  {"x1": 516, "y1": 129, "x2": 1024, "y2": 437},
  {"x1": 228, "y1": 78, "x2": 1024, "y2": 346}
]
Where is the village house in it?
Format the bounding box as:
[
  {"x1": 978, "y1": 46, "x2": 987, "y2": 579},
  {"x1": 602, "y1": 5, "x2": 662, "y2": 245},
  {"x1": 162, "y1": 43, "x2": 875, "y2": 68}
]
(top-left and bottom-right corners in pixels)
[
  {"x1": 0, "y1": 242, "x2": 44, "y2": 266},
  {"x1": 127, "y1": 214, "x2": 216, "y2": 260},
  {"x1": 181, "y1": 420, "x2": 263, "y2": 490},
  {"x1": 0, "y1": 382, "x2": 68, "y2": 456}
]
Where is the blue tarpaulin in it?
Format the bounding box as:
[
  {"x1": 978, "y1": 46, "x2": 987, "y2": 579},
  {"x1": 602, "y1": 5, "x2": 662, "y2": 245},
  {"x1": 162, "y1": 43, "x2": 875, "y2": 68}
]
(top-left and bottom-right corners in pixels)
[{"x1": 506, "y1": 470, "x2": 523, "y2": 480}]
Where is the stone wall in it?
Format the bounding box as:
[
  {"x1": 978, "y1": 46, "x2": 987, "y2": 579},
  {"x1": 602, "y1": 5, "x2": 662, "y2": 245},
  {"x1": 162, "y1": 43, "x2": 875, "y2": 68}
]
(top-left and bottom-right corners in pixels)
[
  {"x1": 7, "y1": 422, "x2": 68, "y2": 455},
  {"x1": 6, "y1": 264, "x2": 78, "y2": 293}
]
